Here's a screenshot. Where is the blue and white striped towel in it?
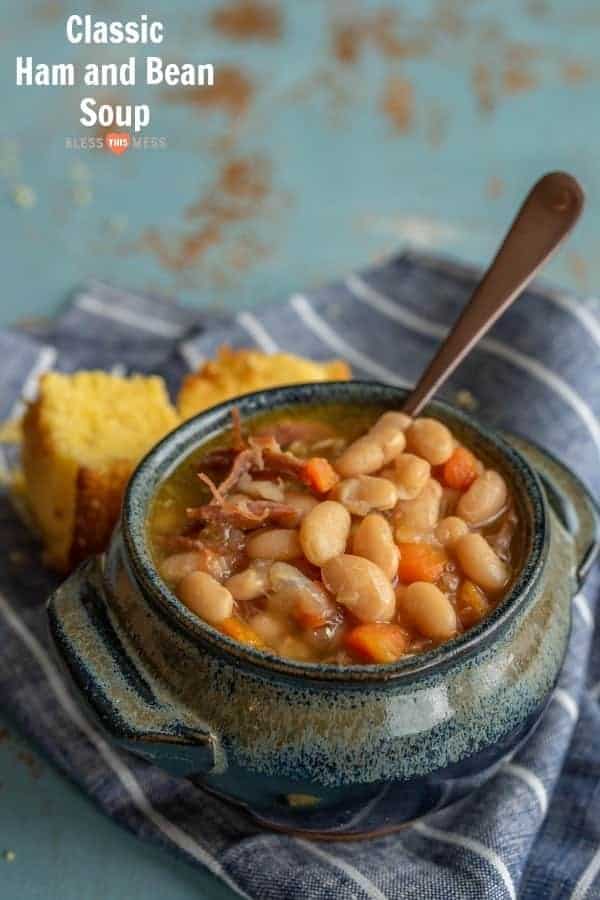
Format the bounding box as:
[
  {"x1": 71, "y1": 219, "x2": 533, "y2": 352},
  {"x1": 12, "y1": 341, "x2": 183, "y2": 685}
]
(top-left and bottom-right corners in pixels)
[{"x1": 1, "y1": 251, "x2": 599, "y2": 900}]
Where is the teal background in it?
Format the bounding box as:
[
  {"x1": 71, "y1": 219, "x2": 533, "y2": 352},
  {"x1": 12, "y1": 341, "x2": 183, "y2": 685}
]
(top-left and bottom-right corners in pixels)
[{"x1": 1, "y1": 0, "x2": 600, "y2": 897}]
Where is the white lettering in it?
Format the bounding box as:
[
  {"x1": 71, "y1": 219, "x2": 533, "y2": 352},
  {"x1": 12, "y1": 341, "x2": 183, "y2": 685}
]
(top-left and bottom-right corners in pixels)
[
  {"x1": 146, "y1": 58, "x2": 214, "y2": 86},
  {"x1": 79, "y1": 97, "x2": 96, "y2": 128},
  {"x1": 146, "y1": 57, "x2": 163, "y2": 85},
  {"x1": 149, "y1": 21, "x2": 164, "y2": 43},
  {"x1": 66, "y1": 15, "x2": 163, "y2": 45},
  {"x1": 16, "y1": 57, "x2": 75, "y2": 87},
  {"x1": 66, "y1": 15, "x2": 82, "y2": 43},
  {"x1": 15, "y1": 56, "x2": 32, "y2": 85},
  {"x1": 79, "y1": 98, "x2": 150, "y2": 133},
  {"x1": 83, "y1": 58, "x2": 135, "y2": 87}
]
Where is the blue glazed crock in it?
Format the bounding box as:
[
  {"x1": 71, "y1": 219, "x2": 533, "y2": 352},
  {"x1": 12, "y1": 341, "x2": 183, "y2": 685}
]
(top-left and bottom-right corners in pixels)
[{"x1": 47, "y1": 382, "x2": 600, "y2": 839}]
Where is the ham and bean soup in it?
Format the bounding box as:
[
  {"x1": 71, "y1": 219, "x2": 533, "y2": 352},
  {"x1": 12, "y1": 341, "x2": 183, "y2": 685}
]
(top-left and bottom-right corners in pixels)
[{"x1": 149, "y1": 405, "x2": 522, "y2": 665}]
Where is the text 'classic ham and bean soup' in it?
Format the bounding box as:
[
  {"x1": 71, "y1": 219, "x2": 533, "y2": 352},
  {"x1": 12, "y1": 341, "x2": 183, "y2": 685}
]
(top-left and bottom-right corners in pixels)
[{"x1": 149, "y1": 405, "x2": 523, "y2": 666}]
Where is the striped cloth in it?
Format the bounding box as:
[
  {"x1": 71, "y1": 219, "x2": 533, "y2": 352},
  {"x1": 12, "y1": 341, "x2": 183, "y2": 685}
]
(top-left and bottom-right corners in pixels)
[{"x1": 1, "y1": 251, "x2": 599, "y2": 900}]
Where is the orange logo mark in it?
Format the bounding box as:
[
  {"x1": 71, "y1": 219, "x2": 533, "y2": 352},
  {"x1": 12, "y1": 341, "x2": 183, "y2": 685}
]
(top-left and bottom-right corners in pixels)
[{"x1": 105, "y1": 132, "x2": 131, "y2": 155}]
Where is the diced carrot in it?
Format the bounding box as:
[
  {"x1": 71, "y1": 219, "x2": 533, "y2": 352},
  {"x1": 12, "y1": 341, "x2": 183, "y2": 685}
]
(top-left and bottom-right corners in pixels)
[
  {"x1": 301, "y1": 457, "x2": 339, "y2": 493},
  {"x1": 442, "y1": 447, "x2": 478, "y2": 490},
  {"x1": 344, "y1": 623, "x2": 409, "y2": 664},
  {"x1": 220, "y1": 617, "x2": 266, "y2": 649},
  {"x1": 456, "y1": 580, "x2": 490, "y2": 629},
  {"x1": 397, "y1": 543, "x2": 448, "y2": 584}
]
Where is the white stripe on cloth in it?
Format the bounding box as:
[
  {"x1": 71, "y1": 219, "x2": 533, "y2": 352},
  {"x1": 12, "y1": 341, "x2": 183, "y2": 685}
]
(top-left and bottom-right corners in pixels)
[
  {"x1": 553, "y1": 688, "x2": 579, "y2": 722},
  {"x1": 179, "y1": 339, "x2": 206, "y2": 371},
  {"x1": 0, "y1": 592, "x2": 248, "y2": 899},
  {"x1": 350, "y1": 273, "x2": 600, "y2": 352},
  {"x1": 503, "y1": 763, "x2": 548, "y2": 817},
  {"x1": 9, "y1": 344, "x2": 57, "y2": 419},
  {"x1": 574, "y1": 593, "x2": 594, "y2": 628},
  {"x1": 413, "y1": 821, "x2": 517, "y2": 900},
  {"x1": 76, "y1": 294, "x2": 186, "y2": 339},
  {"x1": 290, "y1": 294, "x2": 411, "y2": 388},
  {"x1": 347, "y1": 275, "x2": 600, "y2": 458},
  {"x1": 398, "y1": 251, "x2": 600, "y2": 351},
  {"x1": 237, "y1": 312, "x2": 279, "y2": 353},
  {"x1": 571, "y1": 846, "x2": 600, "y2": 900},
  {"x1": 295, "y1": 838, "x2": 388, "y2": 900}
]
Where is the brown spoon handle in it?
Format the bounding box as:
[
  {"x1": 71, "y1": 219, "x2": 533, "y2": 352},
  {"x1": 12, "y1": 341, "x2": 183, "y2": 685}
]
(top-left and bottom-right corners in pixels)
[{"x1": 402, "y1": 171, "x2": 585, "y2": 417}]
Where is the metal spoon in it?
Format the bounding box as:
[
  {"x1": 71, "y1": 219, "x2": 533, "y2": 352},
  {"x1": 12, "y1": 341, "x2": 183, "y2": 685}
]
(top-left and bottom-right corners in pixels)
[{"x1": 402, "y1": 171, "x2": 585, "y2": 417}]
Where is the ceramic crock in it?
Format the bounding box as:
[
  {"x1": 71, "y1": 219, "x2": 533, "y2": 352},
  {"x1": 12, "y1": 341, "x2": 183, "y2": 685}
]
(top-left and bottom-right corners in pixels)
[{"x1": 47, "y1": 383, "x2": 600, "y2": 839}]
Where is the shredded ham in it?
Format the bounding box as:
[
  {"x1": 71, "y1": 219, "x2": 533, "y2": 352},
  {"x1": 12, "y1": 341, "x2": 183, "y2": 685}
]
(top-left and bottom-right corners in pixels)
[
  {"x1": 189, "y1": 419, "x2": 334, "y2": 535},
  {"x1": 198, "y1": 471, "x2": 225, "y2": 503},
  {"x1": 213, "y1": 445, "x2": 265, "y2": 495},
  {"x1": 187, "y1": 498, "x2": 300, "y2": 530},
  {"x1": 198, "y1": 434, "x2": 335, "y2": 505},
  {"x1": 197, "y1": 434, "x2": 308, "y2": 496},
  {"x1": 261, "y1": 446, "x2": 306, "y2": 479}
]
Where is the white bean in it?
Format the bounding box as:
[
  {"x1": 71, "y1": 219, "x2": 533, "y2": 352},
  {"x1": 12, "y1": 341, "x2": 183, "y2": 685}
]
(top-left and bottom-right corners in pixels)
[
  {"x1": 457, "y1": 470, "x2": 508, "y2": 526},
  {"x1": 369, "y1": 412, "x2": 409, "y2": 463},
  {"x1": 335, "y1": 436, "x2": 384, "y2": 477},
  {"x1": 352, "y1": 514, "x2": 399, "y2": 580},
  {"x1": 393, "y1": 526, "x2": 437, "y2": 544},
  {"x1": 435, "y1": 516, "x2": 469, "y2": 547},
  {"x1": 299, "y1": 501, "x2": 351, "y2": 566},
  {"x1": 335, "y1": 411, "x2": 410, "y2": 476},
  {"x1": 269, "y1": 562, "x2": 337, "y2": 625},
  {"x1": 322, "y1": 555, "x2": 396, "y2": 623},
  {"x1": 455, "y1": 532, "x2": 509, "y2": 592},
  {"x1": 225, "y1": 561, "x2": 271, "y2": 602},
  {"x1": 160, "y1": 549, "x2": 227, "y2": 584},
  {"x1": 394, "y1": 478, "x2": 442, "y2": 532},
  {"x1": 398, "y1": 582, "x2": 457, "y2": 640},
  {"x1": 160, "y1": 552, "x2": 204, "y2": 585},
  {"x1": 248, "y1": 612, "x2": 286, "y2": 646},
  {"x1": 284, "y1": 492, "x2": 319, "y2": 519},
  {"x1": 373, "y1": 411, "x2": 412, "y2": 432},
  {"x1": 406, "y1": 418, "x2": 454, "y2": 465},
  {"x1": 247, "y1": 529, "x2": 302, "y2": 561},
  {"x1": 392, "y1": 453, "x2": 431, "y2": 500},
  {"x1": 333, "y1": 475, "x2": 397, "y2": 516},
  {"x1": 178, "y1": 571, "x2": 233, "y2": 625}
]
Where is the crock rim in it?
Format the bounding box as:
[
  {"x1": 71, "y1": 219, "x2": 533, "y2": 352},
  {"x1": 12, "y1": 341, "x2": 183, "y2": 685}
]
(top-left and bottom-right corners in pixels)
[{"x1": 122, "y1": 381, "x2": 548, "y2": 684}]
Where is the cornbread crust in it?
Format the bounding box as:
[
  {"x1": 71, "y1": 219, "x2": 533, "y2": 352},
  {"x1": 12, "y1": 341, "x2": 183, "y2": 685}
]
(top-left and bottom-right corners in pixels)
[
  {"x1": 178, "y1": 346, "x2": 351, "y2": 420},
  {"x1": 22, "y1": 371, "x2": 179, "y2": 571},
  {"x1": 71, "y1": 461, "x2": 135, "y2": 567}
]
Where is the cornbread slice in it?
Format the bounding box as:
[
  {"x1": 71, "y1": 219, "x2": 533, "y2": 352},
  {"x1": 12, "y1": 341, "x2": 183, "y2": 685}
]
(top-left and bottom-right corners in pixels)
[
  {"x1": 178, "y1": 346, "x2": 351, "y2": 420},
  {"x1": 22, "y1": 371, "x2": 179, "y2": 571}
]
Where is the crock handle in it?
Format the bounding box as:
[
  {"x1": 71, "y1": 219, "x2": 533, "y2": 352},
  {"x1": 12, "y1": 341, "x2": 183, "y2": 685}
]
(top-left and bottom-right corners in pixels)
[
  {"x1": 505, "y1": 433, "x2": 600, "y2": 586},
  {"x1": 48, "y1": 558, "x2": 222, "y2": 777}
]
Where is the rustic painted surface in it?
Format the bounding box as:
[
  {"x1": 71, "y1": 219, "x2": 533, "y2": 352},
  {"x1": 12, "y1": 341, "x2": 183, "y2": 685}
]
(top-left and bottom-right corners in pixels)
[
  {"x1": 2, "y1": 0, "x2": 600, "y2": 332},
  {"x1": 1, "y1": 0, "x2": 600, "y2": 898}
]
